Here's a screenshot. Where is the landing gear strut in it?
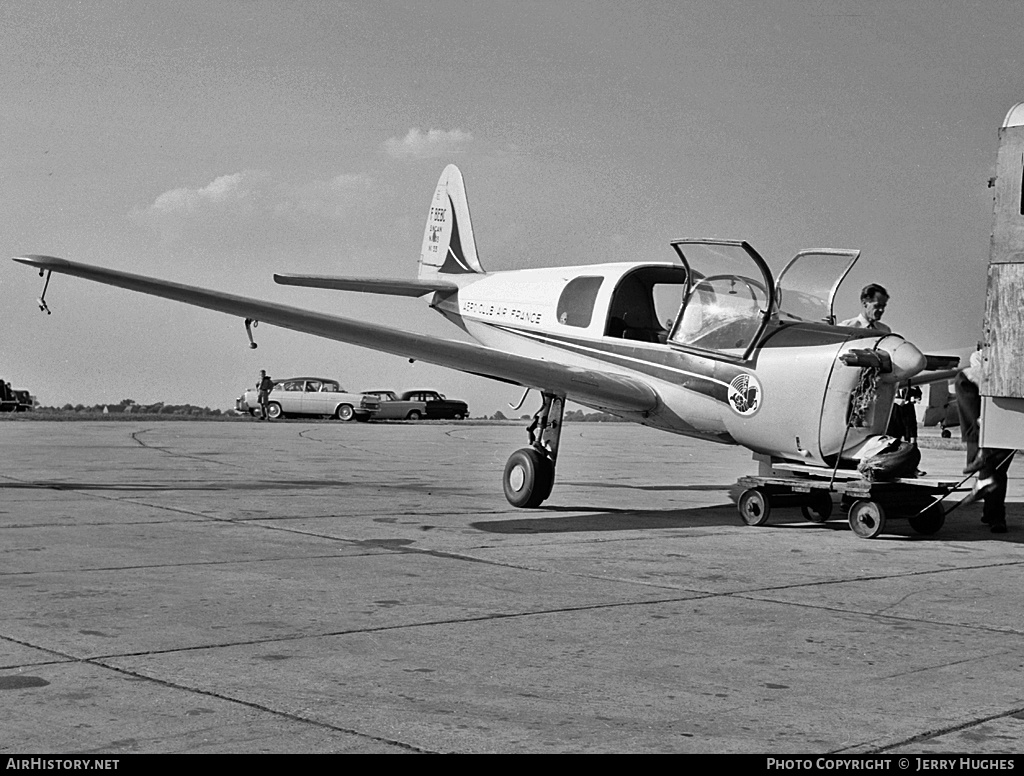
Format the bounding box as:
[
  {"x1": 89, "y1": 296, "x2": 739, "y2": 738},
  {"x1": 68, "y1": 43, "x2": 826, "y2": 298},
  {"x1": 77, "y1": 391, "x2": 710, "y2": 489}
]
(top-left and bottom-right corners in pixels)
[{"x1": 503, "y1": 392, "x2": 564, "y2": 508}]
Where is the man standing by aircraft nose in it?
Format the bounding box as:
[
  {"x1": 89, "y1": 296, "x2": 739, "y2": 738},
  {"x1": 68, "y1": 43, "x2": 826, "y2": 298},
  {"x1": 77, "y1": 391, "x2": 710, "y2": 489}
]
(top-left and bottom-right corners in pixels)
[{"x1": 839, "y1": 283, "x2": 892, "y2": 332}]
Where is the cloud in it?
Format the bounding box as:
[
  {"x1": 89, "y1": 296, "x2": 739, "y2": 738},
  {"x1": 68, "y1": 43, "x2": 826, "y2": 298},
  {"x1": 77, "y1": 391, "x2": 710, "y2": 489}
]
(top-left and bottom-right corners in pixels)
[
  {"x1": 382, "y1": 128, "x2": 473, "y2": 159},
  {"x1": 134, "y1": 170, "x2": 377, "y2": 225},
  {"x1": 142, "y1": 171, "x2": 270, "y2": 216}
]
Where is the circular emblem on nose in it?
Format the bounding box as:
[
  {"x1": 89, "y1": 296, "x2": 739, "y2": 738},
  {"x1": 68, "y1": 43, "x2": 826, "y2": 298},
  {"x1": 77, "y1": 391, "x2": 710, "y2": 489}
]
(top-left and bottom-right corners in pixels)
[{"x1": 728, "y1": 373, "x2": 762, "y2": 416}]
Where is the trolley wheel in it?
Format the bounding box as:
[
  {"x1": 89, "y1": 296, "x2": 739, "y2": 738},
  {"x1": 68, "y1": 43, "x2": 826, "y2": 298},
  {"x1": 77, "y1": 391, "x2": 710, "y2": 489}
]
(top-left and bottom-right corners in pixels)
[
  {"x1": 908, "y1": 503, "x2": 945, "y2": 535},
  {"x1": 849, "y1": 500, "x2": 887, "y2": 539},
  {"x1": 801, "y1": 491, "x2": 833, "y2": 523},
  {"x1": 738, "y1": 487, "x2": 771, "y2": 526}
]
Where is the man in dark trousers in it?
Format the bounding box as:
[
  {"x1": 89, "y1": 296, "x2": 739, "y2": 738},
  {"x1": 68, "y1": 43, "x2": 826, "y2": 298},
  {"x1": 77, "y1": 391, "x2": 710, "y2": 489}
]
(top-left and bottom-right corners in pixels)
[
  {"x1": 257, "y1": 369, "x2": 274, "y2": 421},
  {"x1": 956, "y1": 350, "x2": 1014, "y2": 533}
]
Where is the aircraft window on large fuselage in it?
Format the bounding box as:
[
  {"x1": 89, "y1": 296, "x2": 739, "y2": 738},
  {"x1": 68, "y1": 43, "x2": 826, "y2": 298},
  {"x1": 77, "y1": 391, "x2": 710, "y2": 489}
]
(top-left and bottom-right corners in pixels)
[{"x1": 557, "y1": 276, "x2": 603, "y2": 328}]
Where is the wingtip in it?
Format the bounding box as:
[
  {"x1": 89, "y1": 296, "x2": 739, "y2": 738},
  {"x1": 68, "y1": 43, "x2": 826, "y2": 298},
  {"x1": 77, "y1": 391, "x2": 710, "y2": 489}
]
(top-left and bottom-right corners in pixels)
[{"x1": 13, "y1": 254, "x2": 66, "y2": 267}]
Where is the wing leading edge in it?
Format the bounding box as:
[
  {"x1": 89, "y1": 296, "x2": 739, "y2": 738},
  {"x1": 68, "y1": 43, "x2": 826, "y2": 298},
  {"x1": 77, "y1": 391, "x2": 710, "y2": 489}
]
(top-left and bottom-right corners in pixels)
[{"x1": 14, "y1": 255, "x2": 658, "y2": 414}]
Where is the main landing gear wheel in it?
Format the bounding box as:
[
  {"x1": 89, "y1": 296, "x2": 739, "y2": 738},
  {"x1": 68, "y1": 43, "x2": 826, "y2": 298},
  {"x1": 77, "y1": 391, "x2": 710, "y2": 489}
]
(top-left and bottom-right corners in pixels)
[
  {"x1": 801, "y1": 491, "x2": 833, "y2": 523},
  {"x1": 849, "y1": 500, "x2": 886, "y2": 539},
  {"x1": 503, "y1": 447, "x2": 555, "y2": 508},
  {"x1": 737, "y1": 487, "x2": 771, "y2": 526},
  {"x1": 335, "y1": 404, "x2": 355, "y2": 421},
  {"x1": 908, "y1": 503, "x2": 945, "y2": 536},
  {"x1": 267, "y1": 402, "x2": 283, "y2": 420}
]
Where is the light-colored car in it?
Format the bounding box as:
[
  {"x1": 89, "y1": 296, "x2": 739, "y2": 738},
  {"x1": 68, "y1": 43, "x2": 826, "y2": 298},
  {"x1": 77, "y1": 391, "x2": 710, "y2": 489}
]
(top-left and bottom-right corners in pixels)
[
  {"x1": 238, "y1": 377, "x2": 379, "y2": 421},
  {"x1": 361, "y1": 390, "x2": 426, "y2": 420},
  {"x1": 361, "y1": 389, "x2": 469, "y2": 420}
]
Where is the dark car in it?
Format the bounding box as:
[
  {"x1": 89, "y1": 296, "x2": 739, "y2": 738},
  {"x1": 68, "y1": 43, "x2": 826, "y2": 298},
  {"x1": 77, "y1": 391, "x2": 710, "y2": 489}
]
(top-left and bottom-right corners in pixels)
[
  {"x1": 1, "y1": 380, "x2": 33, "y2": 412},
  {"x1": 400, "y1": 390, "x2": 469, "y2": 420}
]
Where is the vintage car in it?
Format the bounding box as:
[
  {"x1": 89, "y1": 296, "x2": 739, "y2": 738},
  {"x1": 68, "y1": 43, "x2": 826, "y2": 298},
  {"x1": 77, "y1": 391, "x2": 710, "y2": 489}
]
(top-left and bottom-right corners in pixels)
[
  {"x1": 1, "y1": 380, "x2": 33, "y2": 412},
  {"x1": 361, "y1": 389, "x2": 468, "y2": 420},
  {"x1": 237, "y1": 377, "x2": 379, "y2": 421}
]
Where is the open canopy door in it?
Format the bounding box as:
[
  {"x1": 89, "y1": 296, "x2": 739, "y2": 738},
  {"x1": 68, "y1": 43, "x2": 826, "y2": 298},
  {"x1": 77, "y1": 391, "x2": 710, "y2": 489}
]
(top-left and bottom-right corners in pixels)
[
  {"x1": 774, "y1": 249, "x2": 860, "y2": 325},
  {"x1": 668, "y1": 240, "x2": 776, "y2": 361}
]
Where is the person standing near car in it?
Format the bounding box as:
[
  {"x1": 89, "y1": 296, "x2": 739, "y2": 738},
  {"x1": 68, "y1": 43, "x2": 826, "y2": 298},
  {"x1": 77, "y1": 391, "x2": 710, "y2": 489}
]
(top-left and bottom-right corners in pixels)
[{"x1": 257, "y1": 369, "x2": 274, "y2": 420}]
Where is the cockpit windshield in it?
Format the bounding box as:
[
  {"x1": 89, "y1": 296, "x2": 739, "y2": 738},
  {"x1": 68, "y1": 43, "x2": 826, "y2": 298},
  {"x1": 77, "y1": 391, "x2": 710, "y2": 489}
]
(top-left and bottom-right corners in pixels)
[
  {"x1": 668, "y1": 240, "x2": 774, "y2": 358},
  {"x1": 774, "y1": 249, "x2": 860, "y2": 324}
]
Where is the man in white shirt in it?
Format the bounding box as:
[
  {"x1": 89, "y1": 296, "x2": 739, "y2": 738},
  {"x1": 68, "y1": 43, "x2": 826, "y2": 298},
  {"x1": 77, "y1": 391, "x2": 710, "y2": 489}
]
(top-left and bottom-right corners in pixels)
[{"x1": 839, "y1": 283, "x2": 892, "y2": 333}]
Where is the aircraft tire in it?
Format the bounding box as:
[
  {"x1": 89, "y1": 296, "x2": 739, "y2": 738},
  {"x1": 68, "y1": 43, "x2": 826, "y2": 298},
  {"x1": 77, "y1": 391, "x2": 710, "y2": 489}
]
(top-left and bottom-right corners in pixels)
[
  {"x1": 737, "y1": 487, "x2": 771, "y2": 526},
  {"x1": 848, "y1": 500, "x2": 886, "y2": 539},
  {"x1": 907, "y1": 503, "x2": 945, "y2": 535},
  {"x1": 503, "y1": 447, "x2": 554, "y2": 508},
  {"x1": 801, "y1": 491, "x2": 833, "y2": 523},
  {"x1": 267, "y1": 402, "x2": 283, "y2": 420}
]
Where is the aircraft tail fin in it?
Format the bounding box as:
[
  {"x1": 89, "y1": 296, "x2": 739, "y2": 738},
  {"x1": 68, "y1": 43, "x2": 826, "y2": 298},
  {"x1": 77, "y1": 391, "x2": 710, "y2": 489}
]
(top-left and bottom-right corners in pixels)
[{"x1": 418, "y1": 164, "x2": 485, "y2": 280}]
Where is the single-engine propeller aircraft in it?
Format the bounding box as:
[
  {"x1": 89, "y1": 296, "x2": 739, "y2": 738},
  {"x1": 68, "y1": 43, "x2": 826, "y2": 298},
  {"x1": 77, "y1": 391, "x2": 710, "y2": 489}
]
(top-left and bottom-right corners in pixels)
[{"x1": 14, "y1": 164, "x2": 957, "y2": 509}]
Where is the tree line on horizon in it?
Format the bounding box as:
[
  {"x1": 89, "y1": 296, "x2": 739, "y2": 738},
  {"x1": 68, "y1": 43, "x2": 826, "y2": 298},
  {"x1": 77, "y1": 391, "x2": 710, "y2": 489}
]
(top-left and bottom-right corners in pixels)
[
  {"x1": 30, "y1": 400, "x2": 626, "y2": 422},
  {"x1": 35, "y1": 398, "x2": 226, "y2": 416}
]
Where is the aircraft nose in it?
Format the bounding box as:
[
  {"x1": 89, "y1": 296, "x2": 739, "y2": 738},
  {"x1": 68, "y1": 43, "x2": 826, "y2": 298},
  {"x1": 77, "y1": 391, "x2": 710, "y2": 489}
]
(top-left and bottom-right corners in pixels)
[{"x1": 876, "y1": 335, "x2": 927, "y2": 383}]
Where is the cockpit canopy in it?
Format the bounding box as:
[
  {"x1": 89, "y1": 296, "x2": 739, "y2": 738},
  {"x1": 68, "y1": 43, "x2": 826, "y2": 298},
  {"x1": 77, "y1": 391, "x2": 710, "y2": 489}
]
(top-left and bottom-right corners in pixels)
[{"x1": 597, "y1": 240, "x2": 860, "y2": 360}]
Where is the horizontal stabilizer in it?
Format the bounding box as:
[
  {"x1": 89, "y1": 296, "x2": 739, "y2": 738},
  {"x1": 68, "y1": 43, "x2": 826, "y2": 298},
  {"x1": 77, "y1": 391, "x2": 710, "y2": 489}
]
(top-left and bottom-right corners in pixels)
[
  {"x1": 14, "y1": 255, "x2": 659, "y2": 414},
  {"x1": 274, "y1": 274, "x2": 458, "y2": 297}
]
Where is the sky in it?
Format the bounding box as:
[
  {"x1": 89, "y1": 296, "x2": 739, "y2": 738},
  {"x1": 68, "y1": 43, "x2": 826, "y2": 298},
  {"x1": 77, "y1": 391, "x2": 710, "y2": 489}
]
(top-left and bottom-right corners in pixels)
[{"x1": 1, "y1": 1, "x2": 1021, "y2": 414}]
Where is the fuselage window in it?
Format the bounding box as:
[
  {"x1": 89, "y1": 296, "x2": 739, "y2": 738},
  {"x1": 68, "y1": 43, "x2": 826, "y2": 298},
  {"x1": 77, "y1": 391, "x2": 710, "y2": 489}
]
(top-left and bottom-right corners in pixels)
[{"x1": 557, "y1": 276, "x2": 604, "y2": 328}]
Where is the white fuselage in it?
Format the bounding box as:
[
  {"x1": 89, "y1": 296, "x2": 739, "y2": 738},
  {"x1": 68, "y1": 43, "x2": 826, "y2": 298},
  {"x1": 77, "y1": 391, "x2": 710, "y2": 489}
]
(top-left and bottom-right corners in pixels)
[{"x1": 432, "y1": 262, "x2": 921, "y2": 466}]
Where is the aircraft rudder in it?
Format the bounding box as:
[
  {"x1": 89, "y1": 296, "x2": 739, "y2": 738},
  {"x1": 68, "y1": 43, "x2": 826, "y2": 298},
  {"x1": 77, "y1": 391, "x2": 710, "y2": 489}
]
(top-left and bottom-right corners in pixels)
[{"x1": 418, "y1": 164, "x2": 485, "y2": 280}]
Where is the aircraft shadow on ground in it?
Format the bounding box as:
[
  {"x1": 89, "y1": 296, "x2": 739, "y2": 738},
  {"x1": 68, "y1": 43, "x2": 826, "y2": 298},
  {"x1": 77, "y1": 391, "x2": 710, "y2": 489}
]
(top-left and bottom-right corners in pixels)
[
  {"x1": 473, "y1": 503, "x2": 740, "y2": 534},
  {"x1": 472, "y1": 500, "x2": 1024, "y2": 542}
]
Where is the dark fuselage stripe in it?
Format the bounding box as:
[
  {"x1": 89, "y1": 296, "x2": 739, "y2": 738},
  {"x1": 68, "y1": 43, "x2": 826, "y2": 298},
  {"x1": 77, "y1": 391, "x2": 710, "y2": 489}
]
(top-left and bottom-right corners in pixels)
[{"x1": 474, "y1": 320, "x2": 736, "y2": 405}]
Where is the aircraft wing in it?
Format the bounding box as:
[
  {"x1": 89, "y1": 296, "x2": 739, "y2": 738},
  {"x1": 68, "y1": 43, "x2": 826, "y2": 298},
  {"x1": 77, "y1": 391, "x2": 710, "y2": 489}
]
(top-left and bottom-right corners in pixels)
[
  {"x1": 273, "y1": 274, "x2": 458, "y2": 297},
  {"x1": 901, "y1": 353, "x2": 970, "y2": 387},
  {"x1": 14, "y1": 255, "x2": 658, "y2": 413}
]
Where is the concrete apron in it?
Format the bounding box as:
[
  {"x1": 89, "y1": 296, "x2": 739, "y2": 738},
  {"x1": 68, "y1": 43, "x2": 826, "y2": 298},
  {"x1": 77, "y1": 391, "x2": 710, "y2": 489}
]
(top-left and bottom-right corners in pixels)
[{"x1": 1, "y1": 420, "x2": 1022, "y2": 753}]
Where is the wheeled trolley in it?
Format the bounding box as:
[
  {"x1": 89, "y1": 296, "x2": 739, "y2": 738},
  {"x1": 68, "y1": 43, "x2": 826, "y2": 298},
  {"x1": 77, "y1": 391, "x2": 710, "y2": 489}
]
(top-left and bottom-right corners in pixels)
[{"x1": 735, "y1": 461, "x2": 967, "y2": 539}]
